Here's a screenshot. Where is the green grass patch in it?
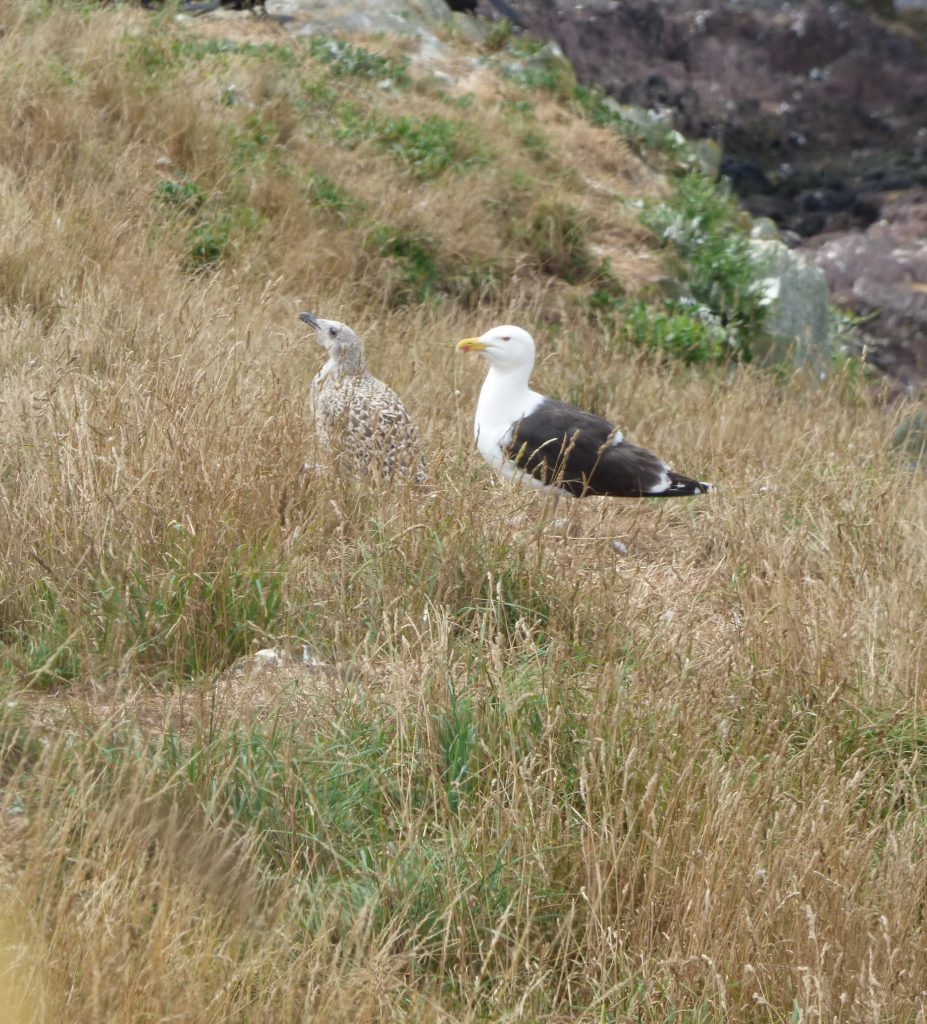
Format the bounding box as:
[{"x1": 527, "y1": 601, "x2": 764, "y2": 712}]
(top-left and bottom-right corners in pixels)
[
  {"x1": 513, "y1": 200, "x2": 596, "y2": 283},
  {"x1": 369, "y1": 223, "x2": 444, "y2": 304},
  {"x1": 1, "y1": 581, "x2": 82, "y2": 688},
  {"x1": 503, "y1": 40, "x2": 576, "y2": 99},
  {"x1": 1, "y1": 539, "x2": 286, "y2": 686},
  {"x1": 173, "y1": 36, "x2": 299, "y2": 66},
  {"x1": 834, "y1": 706, "x2": 927, "y2": 814}
]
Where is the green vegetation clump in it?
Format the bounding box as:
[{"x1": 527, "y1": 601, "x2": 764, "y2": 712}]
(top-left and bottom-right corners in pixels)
[
  {"x1": 367, "y1": 224, "x2": 498, "y2": 308},
  {"x1": 641, "y1": 174, "x2": 767, "y2": 352},
  {"x1": 173, "y1": 36, "x2": 300, "y2": 65},
  {"x1": 573, "y1": 83, "x2": 697, "y2": 166},
  {"x1": 369, "y1": 224, "x2": 445, "y2": 304},
  {"x1": 514, "y1": 200, "x2": 595, "y2": 283},
  {"x1": 308, "y1": 35, "x2": 410, "y2": 86},
  {"x1": 503, "y1": 38, "x2": 576, "y2": 99},
  {"x1": 155, "y1": 175, "x2": 206, "y2": 213},
  {"x1": 621, "y1": 298, "x2": 732, "y2": 365},
  {"x1": 377, "y1": 115, "x2": 475, "y2": 180},
  {"x1": 589, "y1": 176, "x2": 768, "y2": 364},
  {"x1": 154, "y1": 176, "x2": 261, "y2": 270},
  {"x1": 305, "y1": 172, "x2": 358, "y2": 218},
  {"x1": 2, "y1": 540, "x2": 285, "y2": 686}
]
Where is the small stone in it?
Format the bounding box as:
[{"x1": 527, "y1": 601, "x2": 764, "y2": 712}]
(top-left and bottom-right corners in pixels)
[
  {"x1": 611, "y1": 539, "x2": 629, "y2": 556},
  {"x1": 254, "y1": 648, "x2": 283, "y2": 666},
  {"x1": 750, "y1": 217, "x2": 779, "y2": 241}
]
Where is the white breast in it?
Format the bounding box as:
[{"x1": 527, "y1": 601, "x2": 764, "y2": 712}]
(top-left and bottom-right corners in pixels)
[{"x1": 472, "y1": 373, "x2": 566, "y2": 492}]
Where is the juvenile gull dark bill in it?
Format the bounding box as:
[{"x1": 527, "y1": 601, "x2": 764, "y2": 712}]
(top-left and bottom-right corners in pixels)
[
  {"x1": 300, "y1": 313, "x2": 426, "y2": 484},
  {"x1": 456, "y1": 325, "x2": 710, "y2": 500}
]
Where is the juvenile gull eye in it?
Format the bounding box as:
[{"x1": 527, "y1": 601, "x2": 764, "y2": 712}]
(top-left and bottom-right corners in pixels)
[{"x1": 329, "y1": 326, "x2": 337, "y2": 338}]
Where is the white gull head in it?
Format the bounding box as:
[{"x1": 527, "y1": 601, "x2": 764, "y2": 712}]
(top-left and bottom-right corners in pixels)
[{"x1": 456, "y1": 325, "x2": 536, "y2": 378}]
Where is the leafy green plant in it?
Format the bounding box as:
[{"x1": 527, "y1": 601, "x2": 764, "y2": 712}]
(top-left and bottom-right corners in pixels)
[
  {"x1": 227, "y1": 115, "x2": 277, "y2": 171},
  {"x1": 308, "y1": 36, "x2": 409, "y2": 86},
  {"x1": 641, "y1": 175, "x2": 768, "y2": 356},
  {"x1": 304, "y1": 172, "x2": 357, "y2": 218},
  {"x1": 369, "y1": 223, "x2": 443, "y2": 304},
  {"x1": 155, "y1": 175, "x2": 206, "y2": 214},
  {"x1": 621, "y1": 299, "x2": 732, "y2": 365},
  {"x1": 377, "y1": 115, "x2": 472, "y2": 180},
  {"x1": 187, "y1": 214, "x2": 232, "y2": 269},
  {"x1": 172, "y1": 37, "x2": 300, "y2": 66},
  {"x1": 573, "y1": 83, "x2": 697, "y2": 167},
  {"x1": 504, "y1": 40, "x2": 576, "y2": 99}
]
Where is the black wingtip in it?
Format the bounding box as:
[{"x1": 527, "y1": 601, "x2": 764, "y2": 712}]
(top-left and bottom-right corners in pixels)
[{"x1": 655, "y1": 474, "x2": 712, "y2": 497}]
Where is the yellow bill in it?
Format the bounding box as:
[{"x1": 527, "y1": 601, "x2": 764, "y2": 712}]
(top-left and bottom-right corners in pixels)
[{"x1": 456, "y1": 337, "x2": 487, "y2": 353}]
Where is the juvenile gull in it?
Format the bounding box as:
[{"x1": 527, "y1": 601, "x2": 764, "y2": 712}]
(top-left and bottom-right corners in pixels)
[
  {"x1": 456, "y1": 324, "x2": 710, "y2": 500},
  {"x1": 300, "y1": 313, "x2": 426, "y2": 483}
]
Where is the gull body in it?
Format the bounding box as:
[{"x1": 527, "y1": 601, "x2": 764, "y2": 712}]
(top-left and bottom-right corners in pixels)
[
  {"x1": 300, "y1": 313, "x2": 426, "y2": 484},
  {"x1": 456, "y1": 325, "x2": 710, "y2": 498}
]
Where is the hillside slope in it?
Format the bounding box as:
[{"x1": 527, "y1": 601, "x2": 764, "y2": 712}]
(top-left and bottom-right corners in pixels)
[{"x1": 1, "y1": 5, "x2": 927, "y2": 1023}]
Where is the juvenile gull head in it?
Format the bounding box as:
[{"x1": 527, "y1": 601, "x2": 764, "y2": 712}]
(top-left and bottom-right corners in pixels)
[{"x1": 298, "y1": 312, "x2": 364, "y2": 375}]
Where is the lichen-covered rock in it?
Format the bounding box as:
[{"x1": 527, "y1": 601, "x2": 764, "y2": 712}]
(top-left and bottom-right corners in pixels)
[
  {"x1": 750, "y1": 238, "x2": 832, "y2": 375},
  {"x1": 270, "y1": 0, "x2": 451, "y2": 40}
]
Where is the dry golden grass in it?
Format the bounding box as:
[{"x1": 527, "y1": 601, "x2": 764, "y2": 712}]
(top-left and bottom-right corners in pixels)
[{"x1": 2, "y1": 3, "x2": 927, "y2": 1022}]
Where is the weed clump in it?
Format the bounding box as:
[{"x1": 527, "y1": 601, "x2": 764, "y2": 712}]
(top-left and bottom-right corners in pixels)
[
  {"x1": 514, "y1": 200, "x2": 596, "y2": 283},
  {"x1": 304, "y1": 172, "x2": 358, "y2": 218},
  {"x1": 377, "y1": 115, "x2": 475, "y2": 180},
  {"x1": 640, "y1": 175, "x2": 767, "y2": 357},
  {"x1": 369, "y1": 224, "x2": 444, "y2": 304},
  {"x1": 308, "y1": 36, "x2": 410, "y2": 86}
]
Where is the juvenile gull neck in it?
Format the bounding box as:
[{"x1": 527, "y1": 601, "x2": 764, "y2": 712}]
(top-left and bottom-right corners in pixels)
[{"x1": 323, "y1": 346, "x2": 366, "y2": 380}]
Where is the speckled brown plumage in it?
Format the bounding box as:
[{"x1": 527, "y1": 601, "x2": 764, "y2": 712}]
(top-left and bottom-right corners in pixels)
[{"x1": 299, "y1": 313, "x2": 426, "y2": 484}]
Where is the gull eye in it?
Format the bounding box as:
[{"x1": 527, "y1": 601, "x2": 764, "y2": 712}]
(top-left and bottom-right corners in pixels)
[
  {"x1": 328, "y1": 326, "x2": 337, "y2": 338},
  {"x1": 501, "y1": 335, "x2": 511, "y2": 342}
]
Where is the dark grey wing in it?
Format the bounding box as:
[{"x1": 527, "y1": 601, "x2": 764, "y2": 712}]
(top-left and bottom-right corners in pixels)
[{"x1": 506, "y1": 398, "x2": 709, "y2": 498}]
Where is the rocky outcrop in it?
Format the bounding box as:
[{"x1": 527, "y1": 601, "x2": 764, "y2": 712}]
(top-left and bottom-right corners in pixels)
[
  {"x1": 494, "y1": 0, "x2": 927, "y2": 387},
  {"x1": 505, "y1": 0, "x2": 927, "y2": 232},
  {"x1": 801, "y1": 191, "x2": 927, "y2": 391}
]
